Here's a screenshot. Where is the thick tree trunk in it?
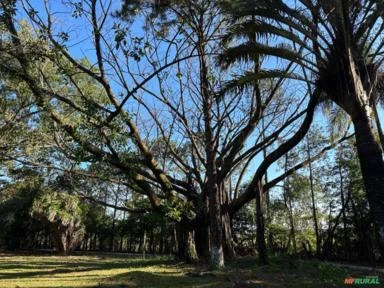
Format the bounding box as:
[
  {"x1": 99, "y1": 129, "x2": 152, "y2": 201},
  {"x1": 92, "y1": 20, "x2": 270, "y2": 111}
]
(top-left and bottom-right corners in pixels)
[
  {"x1": 195, "y1": 193, "x2": 210, "y2": 259},
  {"x1": 219, "y1": 182, "x2": 236, "y2": 260},
  {"x1": 185, "y1": 229, "x2": 198, "y2": 263},
  {"x1": 198, "y1": 19, "x2": 224, "y2": 266},
  {"x1": 176, "y1": 219, "x2": 199, "y2": 263},
  {"x1": 222, "y1": 211, "x2": 236, "y2": 260},
  {"x1": 53, "y1": 233, "x2": 67, "y2": 255},
  {"x1": 195, "y1": 217, "x2": 210, "y2": 259},
  {"x1": 209, "y1": 184, "x2": 224, "y2": 268},
  {"x1": 256, "y1": 181, "x2": 268, "y2": 264},
  {"x1": 353, "y1": 113, "x2": 384, "y2": 257},
  {"x1": 51, "y1": 225, "x2": 71, "y2": 255},
  {"x1": 333, "y1": 49, "x2": 384, "y2": 258}
]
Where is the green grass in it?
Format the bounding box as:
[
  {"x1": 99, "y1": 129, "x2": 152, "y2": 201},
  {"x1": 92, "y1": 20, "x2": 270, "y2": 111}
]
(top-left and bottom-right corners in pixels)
[{"x1": 0, "y1": 253, "x2": 382, "y2": 287}]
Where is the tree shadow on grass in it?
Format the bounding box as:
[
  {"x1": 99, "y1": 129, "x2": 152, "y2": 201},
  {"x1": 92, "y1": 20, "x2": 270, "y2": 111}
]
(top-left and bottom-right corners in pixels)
[
  {"x1": 95, "y1": 270, "x2": 264, "y2": 288},
  {"x1": 0, "y1": 257, "x2": 172, "y2": 280},
  {"x1": 0, "y1": 267, "x2": 99, "y2": 280}
]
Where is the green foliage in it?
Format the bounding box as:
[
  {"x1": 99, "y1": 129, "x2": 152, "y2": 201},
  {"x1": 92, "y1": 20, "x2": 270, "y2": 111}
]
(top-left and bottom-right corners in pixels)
[
  {"x1": 81, "y1": 203, "x2": 112, "y2": 238},
  {"x1": 232, "y1": 200, "x2": 256, "y2": 249},
  {"x1": 31, "y1": 190, "x2": 83, "y2": 227},
  {"x1": 162, "y1": 195, "x2": 194, "y2": 222},
  {"x1": 0, "y1": 168, "x2": 45, "y2": 249},
  {"x1": 31, "y1": 190, "x2": 85, "y2": 253}
]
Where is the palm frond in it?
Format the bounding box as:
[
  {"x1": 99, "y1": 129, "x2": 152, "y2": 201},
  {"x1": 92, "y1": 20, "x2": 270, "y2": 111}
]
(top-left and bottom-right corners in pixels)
[
  {"x1": 323, "y1": 104, "x2": 351, "y2": 142},
  {"x1": 374, "y1": 70, "x2": 384, "y2": 105},
  {"x1": 222, "y1": 20, "x2": 319, "y2": 56},
  {"x1": 355, "y1": 8, "x2": 382, "y2": 45},
  {"x1": 219, "y1": 69, "x2": 304, "y2": 96},
  {"x1": 218, "y1": 41, "x2": 302, "y2": 69},
  {"x1": 221, "y1": 0, "x2": 329, "y2": 47}
]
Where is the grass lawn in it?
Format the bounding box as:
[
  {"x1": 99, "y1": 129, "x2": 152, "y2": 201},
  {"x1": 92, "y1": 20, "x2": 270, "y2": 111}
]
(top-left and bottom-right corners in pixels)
[{"x1": 0, "y1": 252, "x2": 382, "y2": 287}]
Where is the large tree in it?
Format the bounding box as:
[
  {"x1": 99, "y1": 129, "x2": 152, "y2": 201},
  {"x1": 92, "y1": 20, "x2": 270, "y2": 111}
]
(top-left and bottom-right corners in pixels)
[
  {"x1": 219, "y1": 0, "x2": 384, "y2": 257},
  {"x1": 0, "y1": 0, "x2": 354, "y2": 267}
]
